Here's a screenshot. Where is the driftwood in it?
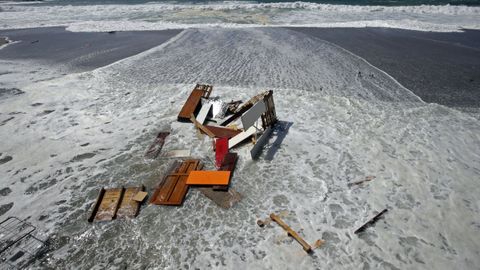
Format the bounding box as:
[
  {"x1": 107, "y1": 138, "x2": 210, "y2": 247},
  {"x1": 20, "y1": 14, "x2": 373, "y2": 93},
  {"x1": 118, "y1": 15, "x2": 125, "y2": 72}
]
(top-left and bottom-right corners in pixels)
[{"x1": 354, "y1": 209, "x2": 388, "y2": 234}]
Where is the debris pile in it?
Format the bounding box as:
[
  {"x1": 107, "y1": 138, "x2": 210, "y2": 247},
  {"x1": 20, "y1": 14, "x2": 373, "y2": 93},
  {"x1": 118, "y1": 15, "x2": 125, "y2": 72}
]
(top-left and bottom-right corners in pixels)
[{"x1": 89, "y1": 84, "x2": 278, "y2": 219}]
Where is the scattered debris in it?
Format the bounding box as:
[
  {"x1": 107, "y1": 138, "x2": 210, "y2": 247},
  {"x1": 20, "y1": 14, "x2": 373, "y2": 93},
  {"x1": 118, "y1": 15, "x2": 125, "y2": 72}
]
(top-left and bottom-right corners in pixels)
[
  {"x1": 178, "y1": 84, "x2": 212, "y2": 122},
  {"x1": 269, "y1": 213, "x2": 322, "y2": 253},
  {"x1": 196, "y1": 101, "x2": 212, "y2": 125},
  {"x1": 150, "y1": 159, "x2": 202, "y2": 205},
  {"x1": 354, "y1": 208, "x2": 388, "y2": 234},
  {"x1": 145, "y1": 132, "x2": 170, "y2": 159},
  {"x1": 348, "y1": 175, "x2": 376, "y2": 187},
  {"x1": 213, "y1": 152, "x2": 238, "y2": 191},
  {"x1": 186, "y1": 171, "x2": 231, "y2": 186},
  {"x1": 199, "y1": 188, "x2": 242, "y2": 209},
  {"x1": 88, "y1": 186, "x2": 145, "y2": 222},
  {"x1": 0, "y1": 217, "x2": 45, "y2": 269}
]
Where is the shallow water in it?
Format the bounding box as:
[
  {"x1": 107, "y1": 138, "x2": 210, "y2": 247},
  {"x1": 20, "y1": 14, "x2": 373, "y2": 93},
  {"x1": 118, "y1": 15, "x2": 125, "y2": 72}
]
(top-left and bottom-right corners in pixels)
[{"x1": 0, "y1": 28, "x2": 479, "y2": 269}]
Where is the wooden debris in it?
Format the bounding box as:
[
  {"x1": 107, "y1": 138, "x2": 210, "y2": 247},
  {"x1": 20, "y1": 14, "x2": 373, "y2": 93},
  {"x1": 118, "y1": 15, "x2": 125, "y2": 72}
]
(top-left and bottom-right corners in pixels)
[
  {"x1": 199, "y1": 188, "x2": 242, "y2": 209},
  {"x1": 205, "y1": 125, "x2": 242, "y2": 139},
  {"x1": 348, "y1": 175, "x2": 376, "y2": 187},
  {"x1": 226, "y1": 100, "x2": 242, "y2": 113},
  {"x1": 270, "y1": 213, "x2": 313, "y2": 253},
  {"x1": 354, "y1": 209, "x2": 388, "y2": 234},
  {"x1": 117, "y1": 186, "x2": 144, "y2": 219},
  {"x1": 250, "y1": 126, "x2": 273, "y2": 159},
  {"x1": 177, "y1": 84, "x2": 212, "y2": 122},
  {"x1": 150, "y1": 159, "x2": 202, "y2": 205},
  {"x1": 133, "y1": 191, "x2": 148, "y2": 202},
  {"x1": 145, "y1": 132, "x2": 170, "y2": 159},
  {"x1": 162, "y1": 149, "x2": 191, "y2": 158},
  {"x1": 186, "y1": 171, "x2": 231, "y2": 186},
  {"x1": 313, "y1": 239, "x2": 325, "y2": 250},
  {"x1": 190, "y1": 114, "x2": 215, "y2": 138},
  {"x1": 213, "y1": 152, "x2": 238, "y2": 191}
]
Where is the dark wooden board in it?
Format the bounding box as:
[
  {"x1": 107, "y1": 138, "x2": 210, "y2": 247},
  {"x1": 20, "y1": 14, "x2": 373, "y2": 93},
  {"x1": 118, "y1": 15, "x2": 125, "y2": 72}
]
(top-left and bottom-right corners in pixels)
[
  {"x1": 145, "y1": 132, "x2": 170, "y2": 159},
  {"x1": 150, "y1": 159, "x2": 201, "y2": 205},
  {"x1": 204, "y1": 125, "x2": 242, "y2": 138}
]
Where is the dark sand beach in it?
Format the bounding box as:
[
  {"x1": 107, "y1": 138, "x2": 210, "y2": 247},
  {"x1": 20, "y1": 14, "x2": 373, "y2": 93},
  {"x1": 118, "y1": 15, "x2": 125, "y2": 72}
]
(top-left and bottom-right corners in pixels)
[
  {"x1": 1, "y1": 27, "x2": 479, "y2": 110},
  {"x1": 289, "y1": 27, "x2": 480, "y2": 109}
]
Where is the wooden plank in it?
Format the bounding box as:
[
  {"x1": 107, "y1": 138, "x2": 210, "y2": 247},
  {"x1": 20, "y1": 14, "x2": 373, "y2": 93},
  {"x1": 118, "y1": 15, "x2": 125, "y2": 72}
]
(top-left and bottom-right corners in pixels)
[
  {"x1": 150, "y1": 159, "x2": 201, "y2": 205},
  {"x1": 205, "y1": 125, "x2": 242, "y2": 139},
  {"x1": 145, "y1": 132, "x2": 170, "y2": 159},
  {"x1": 270, "y1": 213, "x2": 313, "y2": 253},
  {"x1": 196, "y1": 102, "x2": 212, "y2": 125},
  {"x1": 190, "y1": 114, "x2": 215, "y2": 138},
  {"x1": 229, "y1": 125, "x2": 256, "y2": 149},
  {"x1": 186, "y1": 171, "x2": 231, "y2": 186},
  {"x1": 215, "y1": 138, "x2": 228, "y2": 168},
  {"x1": 199, "y1": 188, "x2": 242, "y2": 209},
  {"x1": 116, "y1": 186, "x2": 144, "y2": 219},
  {"x1": 213, "y1": 152, "x2": 238, "y2": 191},
  {"x1": 250, "y1": 126, "x2": 273, "y2": 159},
  {"x1": 94, "y1": 188, "x2": 124, "y2": 221},
  {"x1": 354, "y1": 209, "x2": 388, "y2": 234},
  {"x1": 178, "y1": 89, "x2": 206, "y2": 122},
  {"x1": 241, "y1": 100, "x2": 266, "y2": 130}
]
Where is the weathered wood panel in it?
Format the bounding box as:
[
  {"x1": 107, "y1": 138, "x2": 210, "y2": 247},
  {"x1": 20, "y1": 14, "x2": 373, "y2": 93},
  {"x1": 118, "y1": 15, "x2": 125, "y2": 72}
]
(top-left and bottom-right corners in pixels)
[{"x1": 94, "y1": 188, "x2": 123, "y2": 221}]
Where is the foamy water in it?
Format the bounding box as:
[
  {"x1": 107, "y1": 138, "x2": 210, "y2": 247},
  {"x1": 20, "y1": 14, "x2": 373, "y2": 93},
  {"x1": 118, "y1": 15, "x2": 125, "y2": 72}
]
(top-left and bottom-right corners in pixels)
[
  {"x1": 0, "y1": 1, "x2": 480, "y2": 32},
  {"x1": 0, "y1": 27, "x2": 479, "y2": 269}
]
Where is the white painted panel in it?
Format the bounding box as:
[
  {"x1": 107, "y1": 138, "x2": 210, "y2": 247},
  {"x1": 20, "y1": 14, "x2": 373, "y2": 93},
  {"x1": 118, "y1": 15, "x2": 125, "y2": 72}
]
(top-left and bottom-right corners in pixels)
[
  {"x1": 241, "y1": 100, "x2": 266, "y2": 130},
  {"x1": 196, "y1": 103, "x2": 212, "y2": 125}
]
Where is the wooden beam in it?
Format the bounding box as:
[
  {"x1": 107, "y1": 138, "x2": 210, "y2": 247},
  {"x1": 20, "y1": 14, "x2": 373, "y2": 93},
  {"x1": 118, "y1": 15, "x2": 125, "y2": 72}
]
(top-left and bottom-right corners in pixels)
[{"x1": 270, "y1": 213, "x2": 313, "y2": 253}]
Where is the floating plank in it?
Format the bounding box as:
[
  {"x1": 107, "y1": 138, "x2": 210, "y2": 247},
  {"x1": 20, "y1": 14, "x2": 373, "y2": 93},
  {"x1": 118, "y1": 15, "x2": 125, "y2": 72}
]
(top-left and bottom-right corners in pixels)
[
  {"x1": 177, "y1": 84, "x2": 213, "y2": 122},
  {"x1": 92, "y1": 188, "x2": 123, "y2": 222},
  {"x1": 186, "y1": 171, "x2": 231, "y2": 186},
  {"x1": 150, "y1": 159, "x2": 201, "y2": 205},
  {"x1": 190, "y1": 114, "x2": 215, "y2": 138},
  {"x1": 205, "y1": 125, "x2": 242, "y2": 139},
  {"x1": 215, "y1": 138, "x2": 228, "y2": 168},
  {"x1": 213, "y1": 152, "x2": 238, "y2": 191},
  {"x1": 116, "y1": 186, "x2": 144, "y2": 219},
  {"x1": 250, "y1": 126, "x2": 273, "y2": 159},
  {"x1": 162, "y1": 149, "x2": 191, "y2": 158},
  {"x1": 196, "y1": 102, "x2": 212, "y2": 125},
  {"x1": 270, "y1": 213, "x2": 313, "y2": 253},
  {"x1": 199, "y1": 188, "x2": 242, "y2": 209},
  {"x1": 229, "y1": 125, "x2": 257, "y2": 149},
  {"x1": 354, "y1": 209, "x2": 388, "y2": 234},
  {"x1": 241, "y1": 100, "x2": 266, "y2": 130},
  {"x1": 145, "y1": 132, "x2": 170, "y2": 159}
]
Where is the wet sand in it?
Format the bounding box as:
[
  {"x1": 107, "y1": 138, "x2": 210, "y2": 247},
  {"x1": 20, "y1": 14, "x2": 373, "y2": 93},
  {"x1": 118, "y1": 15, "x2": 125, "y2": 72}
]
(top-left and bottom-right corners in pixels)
[{"x1": 288, "y1": 27, "x2": 480, "y2": 109}]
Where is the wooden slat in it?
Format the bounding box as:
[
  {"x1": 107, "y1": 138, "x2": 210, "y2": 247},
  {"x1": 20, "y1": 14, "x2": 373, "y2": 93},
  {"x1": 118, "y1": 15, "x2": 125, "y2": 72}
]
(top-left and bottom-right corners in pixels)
[
  {"x1": 178, "y1": 89, "x2": 207, "y2": 122},
  {"x1": 261, "y1": 90, "x2": 277, "y2": 129},
  {"x1": 270, "y1": 213, "x2": 313, "y2": 253},
  {"x1": 186, "y1": 171, "x2": 231, "y2": 186},
  {"x1": 205, "y1": 125, "x2": 242, "y2": 139},
  {"x1": 88, "y1": 188, "x2": 106, "y2": 222},
  {"x1": 116, "y1": 186, "x2": 144, "y2": 219},
  {"x1": 150, "y1": 159, "x2": 201, "y2": 205},
  {"x1": 94, "y1": 188, "x2": 124, "y2": 221},
  {"x1": 145, "y1": 132, "x2": 170, "y2": 159}
]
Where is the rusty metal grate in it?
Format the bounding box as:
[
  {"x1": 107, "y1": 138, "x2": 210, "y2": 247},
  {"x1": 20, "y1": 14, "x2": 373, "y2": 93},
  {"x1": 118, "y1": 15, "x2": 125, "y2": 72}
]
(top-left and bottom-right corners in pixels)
[{"x1": 0, "y1": 217, "x2": 45, "y2": 269}]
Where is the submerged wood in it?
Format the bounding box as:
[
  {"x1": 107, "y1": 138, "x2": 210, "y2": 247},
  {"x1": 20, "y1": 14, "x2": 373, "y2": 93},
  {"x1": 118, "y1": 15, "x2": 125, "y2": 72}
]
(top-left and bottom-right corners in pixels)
[{"x1": 116, "y1": 186, "x2": 144, "y2": 219}]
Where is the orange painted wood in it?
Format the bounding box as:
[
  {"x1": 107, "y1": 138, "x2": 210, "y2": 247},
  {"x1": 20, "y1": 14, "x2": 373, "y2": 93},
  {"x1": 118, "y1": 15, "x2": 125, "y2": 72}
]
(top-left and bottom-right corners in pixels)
[
  {"x1": 150, "y1": 159, "x2": 201, "y2": 205},
  {"x1": 186, "y1": 171, "x2": 231, "y2": 186}
]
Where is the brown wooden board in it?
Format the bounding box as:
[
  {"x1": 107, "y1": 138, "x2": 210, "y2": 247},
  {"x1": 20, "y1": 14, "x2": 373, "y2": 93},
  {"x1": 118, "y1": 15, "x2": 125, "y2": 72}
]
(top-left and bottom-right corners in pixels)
[
  {"x1": 178, "y1": 84, "x2": 213, "y2": 122},
  {"x1": 199, "y1": 188, "x2": 242, "y2": 209},
  {"x1": 116, "y1": 186, "x2": 144, "y2": 219},
  {"x1": 204, "y1": 125, "x2": 242, "y2": 139},
  {"x1": 213, "y1": 153, "x2": 238, "y2": 191},
  {"x1": 93, "y1": 188, "x2": 124, "y2": 222},
  {"x1": 145, "y1": 132, "x2": 170, "y2": 159},
  {"x1": 150, "y1": 159, "x2": 201, "y2": 205}
]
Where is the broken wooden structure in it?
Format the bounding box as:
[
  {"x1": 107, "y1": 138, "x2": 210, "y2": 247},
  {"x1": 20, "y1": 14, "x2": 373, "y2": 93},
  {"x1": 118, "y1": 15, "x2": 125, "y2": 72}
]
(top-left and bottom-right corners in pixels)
[
  {"x1": 150, "y1": 159, "x2": 202, "y2": 205},
  {"x1": 178, "y1": 84, "x2": 212, "y2": 122},
  {"x1": 88, "y1": 185, "x2": 145, "y2": 222}
]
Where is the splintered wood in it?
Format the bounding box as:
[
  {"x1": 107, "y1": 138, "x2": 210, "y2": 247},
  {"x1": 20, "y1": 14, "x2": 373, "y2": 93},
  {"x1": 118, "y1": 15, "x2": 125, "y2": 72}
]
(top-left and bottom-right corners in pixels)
[
  {"x1": 150, "y1": 159, "x2": 201, "y2": 205},
  {"x1": 178, "y1": 84, "x2": 213, "y2": 122}
]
